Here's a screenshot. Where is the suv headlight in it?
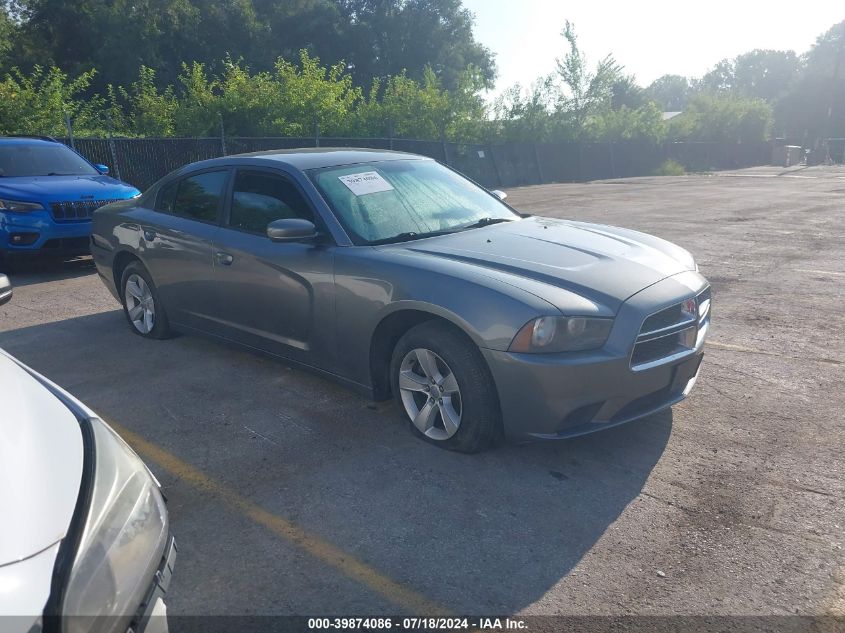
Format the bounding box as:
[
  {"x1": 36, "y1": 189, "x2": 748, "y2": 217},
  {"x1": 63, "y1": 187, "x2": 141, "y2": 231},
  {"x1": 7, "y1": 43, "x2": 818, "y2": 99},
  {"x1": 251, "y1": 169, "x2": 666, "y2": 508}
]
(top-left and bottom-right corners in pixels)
[
  {"x1": 61, "y1": 417, "x2": 168, "y2": 633},
  {"x1": 0, "y1": 199, "x2": 45, "y2": 212},
  {"x1": 509, "y1": 316, "x2": 613, "y2": 353}
]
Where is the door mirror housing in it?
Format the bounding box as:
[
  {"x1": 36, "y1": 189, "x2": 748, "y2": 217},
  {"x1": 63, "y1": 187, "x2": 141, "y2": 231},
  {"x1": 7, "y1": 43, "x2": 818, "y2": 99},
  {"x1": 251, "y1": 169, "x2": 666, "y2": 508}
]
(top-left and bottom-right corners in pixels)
[
  {"x1": 94, "y1": 164, "x2": 110, "y2": 175},
  {"x1": 0, "y1": 274, "x2": 12, "y2": 306},
  {"x1": 267, "y1": 218, "x2": 318, "y2": 242},
  {"x1": 491, "y1": 189, "x2": 507, "y2": 201}
]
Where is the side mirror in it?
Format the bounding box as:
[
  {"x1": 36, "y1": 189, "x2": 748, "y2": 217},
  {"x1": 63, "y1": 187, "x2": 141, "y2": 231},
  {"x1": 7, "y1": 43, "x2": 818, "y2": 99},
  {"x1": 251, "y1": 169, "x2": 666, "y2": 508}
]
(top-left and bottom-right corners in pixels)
[
  {"x1": 491, "y1": 189, "x2": 508, "y2": 201},
  {"x1": 0, "y1": 274, "x2": 12, "y2": 306},
  {"x1": 267, "y1": 218, "x2": 318, "y2": 242},
  {"x1": 94, "y1": 164, "x2": 110, "y2": 175}
]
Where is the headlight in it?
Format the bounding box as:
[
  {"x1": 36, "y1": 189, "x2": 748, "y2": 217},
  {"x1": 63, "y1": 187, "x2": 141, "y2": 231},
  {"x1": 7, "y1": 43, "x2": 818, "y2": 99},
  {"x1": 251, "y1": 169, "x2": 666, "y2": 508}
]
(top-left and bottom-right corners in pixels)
[
  {"x1": 62, "y1": 418, "x2": 168, "y2": 633},
  {"x1": 0, "y1": 199, "x2": 45, "y2": 212},
  {"x1": 509, "y1": 316, "x2": 613, "y2": 353}
]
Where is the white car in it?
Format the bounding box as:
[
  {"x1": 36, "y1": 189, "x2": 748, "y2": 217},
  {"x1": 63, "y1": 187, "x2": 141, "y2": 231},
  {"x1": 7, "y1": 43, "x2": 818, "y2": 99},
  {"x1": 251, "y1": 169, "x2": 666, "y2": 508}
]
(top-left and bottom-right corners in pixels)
[{"x1": 0, "y1": 347, "x2": 175, "y2": 633}]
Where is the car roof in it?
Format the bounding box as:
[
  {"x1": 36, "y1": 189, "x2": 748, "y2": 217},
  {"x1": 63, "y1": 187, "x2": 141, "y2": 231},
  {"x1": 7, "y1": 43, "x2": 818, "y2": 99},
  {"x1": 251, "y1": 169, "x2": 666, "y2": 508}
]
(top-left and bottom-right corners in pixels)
[
  {"x1": 183, "y1": 147, "x2": 429, "y2": 173},
  {"x1": 0, "y1": 136, "x2": 61, "y2": 146}
]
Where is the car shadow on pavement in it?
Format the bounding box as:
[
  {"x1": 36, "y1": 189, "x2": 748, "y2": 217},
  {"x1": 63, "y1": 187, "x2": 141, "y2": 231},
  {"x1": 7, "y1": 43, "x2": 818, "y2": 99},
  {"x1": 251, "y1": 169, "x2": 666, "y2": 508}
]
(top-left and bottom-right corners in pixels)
[
  {"x1": 0, "y1": 255, "x2": 96, "y2": 287},
  {"x1": 0, "y1": 310, "x2": 672, "y2": 616}
]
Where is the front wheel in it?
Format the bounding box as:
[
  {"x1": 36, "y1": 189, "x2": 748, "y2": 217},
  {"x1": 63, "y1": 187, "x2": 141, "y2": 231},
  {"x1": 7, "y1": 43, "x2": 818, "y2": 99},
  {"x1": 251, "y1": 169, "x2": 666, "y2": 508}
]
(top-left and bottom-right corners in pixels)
[
  {"x1": 390, "y1": 321, "x2": 502, "y2": 453},
  {"x1": 120, "y1": 261, "x2": 171, "y2": 339}
]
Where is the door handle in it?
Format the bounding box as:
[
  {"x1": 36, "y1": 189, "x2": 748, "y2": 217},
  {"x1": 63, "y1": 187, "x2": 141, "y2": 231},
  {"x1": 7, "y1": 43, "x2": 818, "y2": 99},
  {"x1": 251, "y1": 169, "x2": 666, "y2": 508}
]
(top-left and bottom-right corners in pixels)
[
  {"x1": 215, "y1": 251, "x2": 234, "y2": 266},
  {"x1": 143, "y1": 229, "x2": 156, "y2": 241}
]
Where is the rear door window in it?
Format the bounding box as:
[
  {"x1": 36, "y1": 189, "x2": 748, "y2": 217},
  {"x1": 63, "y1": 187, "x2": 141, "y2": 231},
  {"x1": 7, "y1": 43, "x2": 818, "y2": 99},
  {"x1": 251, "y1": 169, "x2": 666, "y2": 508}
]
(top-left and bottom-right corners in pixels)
[{"x1": 160, "y1": 171, "x2": 228, "y2": 223}]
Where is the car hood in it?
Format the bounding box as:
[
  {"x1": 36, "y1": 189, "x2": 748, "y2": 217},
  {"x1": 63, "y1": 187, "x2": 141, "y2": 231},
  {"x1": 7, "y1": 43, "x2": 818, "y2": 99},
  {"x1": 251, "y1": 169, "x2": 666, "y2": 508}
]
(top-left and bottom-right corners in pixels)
[
  {"x1": 0, "y1": 351, "x2": 83, "y2": 566},
  {"x1": 392, "y1": 216, "x2": 696, "y2": 312},
  {"x1": 0, "y1": 174, "x2": 139, "y2": 202}
]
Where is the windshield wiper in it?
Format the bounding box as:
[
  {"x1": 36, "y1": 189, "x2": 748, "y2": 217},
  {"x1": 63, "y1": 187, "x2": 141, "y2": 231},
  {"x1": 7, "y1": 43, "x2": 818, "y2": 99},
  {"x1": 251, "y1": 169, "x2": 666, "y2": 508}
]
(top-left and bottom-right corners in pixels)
[
  {"x1": 369, "y1": 226, "x2": 462, "y2": 245},
  {"x1": 370, "y1": 218, "x2": 515, "y2": 245},
  {"x1": 457, "y1": 217, "x2": 514, "y2": 230},
  {"x1": 45, "y1": 172, "x2": 76, "y2": 176},
  {"x1": 370, "y1": 231, "x2": 420, "y2": 245}
]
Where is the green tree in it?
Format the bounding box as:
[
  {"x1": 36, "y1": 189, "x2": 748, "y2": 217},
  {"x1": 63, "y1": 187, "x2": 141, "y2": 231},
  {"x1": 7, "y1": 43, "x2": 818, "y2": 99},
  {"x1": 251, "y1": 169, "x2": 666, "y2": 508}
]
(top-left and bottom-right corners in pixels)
[
  {"x1": 8, "y1": 0, "x2": 204, "y2": 92},
  {"x1": 700, "y1": 59, "x2": 735, "y2": 94},
  {"x1": 733, "y1": 49, "x2": 799, "y2": 101},
  {"x1": 336, "y1": 0, "x2": 496, "y2": 90},
  {"x1": 699, "y1": 50, "x2": 799, "y2": 102},
  {"x1": 272, "y1": 51, "x2": 362, "y2": 136},
  {"x1": 492, "y1": 77, "x2": 555, "y2": 142},
  {"x1": 796, "y1": 20, "x2": 845, "y2": 141},
  {"x1": 668, "y1": 94, "x2": 773, "y2": 142},
  {"x1": 5, "y1": 0, "x2": 496, "y2": 93},
  {"x1": 586, "y1": 102, "x2": 665, "y2": 142},
  {"x1": 554, "y1": 21, "x2": 623, "y2": 139},
  {"x1": 0, "y1": 65, "x2": 104, "y2": 135},
  {"x1": 646, "y1": 74, "x2": 693, "y2": 111},
  {"x1": 610, "y1": 75, "x2": 647, "y2": 109},
  {"x1": 378, "y1": 68, "x2": 450, "y2": 139},
  {"x1": 171, "y1": 62, "x2": 219, "y2": 137},
  {"x1": 0, "y1": 1, "x2": 17, "y2": 71},
  {"x1": 116, "y1": 66, "x2": 179, "y2": 137}
]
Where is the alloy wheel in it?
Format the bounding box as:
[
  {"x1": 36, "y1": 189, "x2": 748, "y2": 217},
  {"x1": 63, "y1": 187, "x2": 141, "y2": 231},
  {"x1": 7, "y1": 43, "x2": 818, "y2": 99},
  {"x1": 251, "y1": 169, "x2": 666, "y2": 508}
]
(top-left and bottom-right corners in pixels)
[
  {"x1": 125, "y1": 273, "x2": 156, "y2": 334},
  {"x1": 398, "y1": 348, "x2": 462, "y2": 440}
]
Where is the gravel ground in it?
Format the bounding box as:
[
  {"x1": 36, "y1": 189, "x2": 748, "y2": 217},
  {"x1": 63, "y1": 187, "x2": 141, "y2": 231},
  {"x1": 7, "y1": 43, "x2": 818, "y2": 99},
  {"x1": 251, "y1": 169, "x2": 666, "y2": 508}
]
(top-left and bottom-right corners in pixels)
[{"x1": 1, "y1": 165, "x2": 843, "y2": 622}]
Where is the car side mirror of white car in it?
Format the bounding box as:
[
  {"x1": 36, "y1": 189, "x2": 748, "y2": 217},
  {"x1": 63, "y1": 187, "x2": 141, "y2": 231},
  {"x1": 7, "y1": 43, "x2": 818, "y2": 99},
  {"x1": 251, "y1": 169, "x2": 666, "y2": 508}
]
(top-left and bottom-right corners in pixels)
[
  {"x1": 491, "y1": 189, "x2": 508, "y2": 201},
  {"x1": 0, "y1": 274, "x2": 12, "y2": 306},
  {"x1": 267, "y1": 218, "x2": 319, "y2": 242}
]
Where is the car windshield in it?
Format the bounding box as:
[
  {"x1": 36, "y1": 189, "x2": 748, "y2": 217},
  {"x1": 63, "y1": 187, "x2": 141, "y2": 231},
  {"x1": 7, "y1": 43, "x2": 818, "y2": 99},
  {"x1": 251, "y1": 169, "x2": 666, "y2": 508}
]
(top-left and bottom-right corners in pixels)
[
  {"x1": 309, "y1": 159, "x2": 518, "y2": 244},
  {"x1": 0, "y1": 142, "x2": 98, "y2": 177}
]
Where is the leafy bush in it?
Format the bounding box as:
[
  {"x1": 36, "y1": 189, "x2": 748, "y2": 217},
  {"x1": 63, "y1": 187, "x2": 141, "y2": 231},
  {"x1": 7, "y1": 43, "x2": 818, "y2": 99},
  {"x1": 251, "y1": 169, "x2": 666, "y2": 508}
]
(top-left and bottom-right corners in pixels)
[
  {"x1": 667, "y1": 94, "x2": 773, "y2": 142},
  {"x1": 585, "y1": 102, "x2": 666, "y2": 143},
  {"x1": 651, "y1": 159, "x2": 686, "y2": 176},
  {"x1": 0, "y1": 66, "x2": 106, "y2": 136}
]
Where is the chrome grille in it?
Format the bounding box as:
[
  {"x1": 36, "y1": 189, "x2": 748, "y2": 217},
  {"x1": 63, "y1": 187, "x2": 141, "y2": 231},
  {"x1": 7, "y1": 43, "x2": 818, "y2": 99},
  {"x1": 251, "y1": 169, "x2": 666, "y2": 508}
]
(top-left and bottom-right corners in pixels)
[
  {"x1": 631, "y1": 287, "x2": 710, "y2": 370},
  {"x1": 50, "y1": 199, "x2": 122, "y2": 222}
]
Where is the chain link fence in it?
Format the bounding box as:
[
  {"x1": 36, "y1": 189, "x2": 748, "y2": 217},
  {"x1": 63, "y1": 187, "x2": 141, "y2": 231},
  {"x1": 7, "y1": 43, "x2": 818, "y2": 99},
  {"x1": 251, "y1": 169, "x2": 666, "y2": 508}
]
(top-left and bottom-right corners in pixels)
[{"x1": 57, "y1": 136, "x2": 773, "y2": 191}]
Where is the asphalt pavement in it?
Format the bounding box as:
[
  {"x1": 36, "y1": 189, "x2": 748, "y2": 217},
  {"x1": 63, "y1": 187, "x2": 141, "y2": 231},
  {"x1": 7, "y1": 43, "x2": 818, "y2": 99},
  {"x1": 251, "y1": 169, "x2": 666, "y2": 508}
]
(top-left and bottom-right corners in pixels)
[{"x1": 1, "y1": 165, "x2": 843, "y2": 622}]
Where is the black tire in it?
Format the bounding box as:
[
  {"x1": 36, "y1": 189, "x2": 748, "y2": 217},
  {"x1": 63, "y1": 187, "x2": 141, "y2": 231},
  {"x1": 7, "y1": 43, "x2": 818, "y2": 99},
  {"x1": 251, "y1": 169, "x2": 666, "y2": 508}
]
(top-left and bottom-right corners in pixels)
[
  {"x1": 390, "y1": 320, "x2": 502, "y2": 453},
  {"x1": 120, "y1": 260, "x2": 171, "y2": 339}
]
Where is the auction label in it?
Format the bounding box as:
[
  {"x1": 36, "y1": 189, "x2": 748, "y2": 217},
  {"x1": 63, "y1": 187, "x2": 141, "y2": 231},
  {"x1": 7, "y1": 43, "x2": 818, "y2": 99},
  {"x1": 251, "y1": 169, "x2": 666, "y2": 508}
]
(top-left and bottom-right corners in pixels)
[
  {"x1": 308, "y1": 617, "x2": 528, "y2": 630},
  {"x1": 338, "y1": 171, "x2": 395, "y2": 196}
]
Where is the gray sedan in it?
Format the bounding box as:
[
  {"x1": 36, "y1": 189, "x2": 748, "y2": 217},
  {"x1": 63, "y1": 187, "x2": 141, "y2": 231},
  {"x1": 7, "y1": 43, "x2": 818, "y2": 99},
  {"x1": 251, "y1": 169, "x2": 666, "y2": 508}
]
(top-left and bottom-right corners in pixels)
[{"x1": 91, "y1": 149, "x2": 710, "y2": 452}]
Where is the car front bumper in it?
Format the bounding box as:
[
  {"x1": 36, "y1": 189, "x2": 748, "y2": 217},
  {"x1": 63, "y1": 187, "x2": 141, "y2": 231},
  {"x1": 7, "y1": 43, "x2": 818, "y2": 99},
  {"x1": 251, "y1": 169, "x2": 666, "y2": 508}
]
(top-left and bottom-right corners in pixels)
[
  {"x1": 130, "y1": 535, "x2": 177, "y2": 633},
  {"x1": 0, "y1": 210, "x2": 92, "y2": 256},
  {"x1": 484, "y1": 272, "x2": 710, "y2": 440}
]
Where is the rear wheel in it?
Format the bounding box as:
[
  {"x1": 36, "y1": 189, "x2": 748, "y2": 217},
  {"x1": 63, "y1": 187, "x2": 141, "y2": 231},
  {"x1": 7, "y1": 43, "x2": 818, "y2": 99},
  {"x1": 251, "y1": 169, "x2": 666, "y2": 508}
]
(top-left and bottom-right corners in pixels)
[
  {"x1": 390, "y1": 321, "x2": 502, "y2": 453},
  {"x1": 120, "y1": 261, "x2": 170, "y2": 339}
]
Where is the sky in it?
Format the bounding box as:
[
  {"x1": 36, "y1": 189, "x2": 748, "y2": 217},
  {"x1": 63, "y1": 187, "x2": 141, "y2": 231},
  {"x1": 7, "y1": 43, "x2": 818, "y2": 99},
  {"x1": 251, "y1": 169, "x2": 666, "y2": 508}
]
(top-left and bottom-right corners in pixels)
[{"x1": 462, "y1": 0, "x2": 845, "y2": 98}]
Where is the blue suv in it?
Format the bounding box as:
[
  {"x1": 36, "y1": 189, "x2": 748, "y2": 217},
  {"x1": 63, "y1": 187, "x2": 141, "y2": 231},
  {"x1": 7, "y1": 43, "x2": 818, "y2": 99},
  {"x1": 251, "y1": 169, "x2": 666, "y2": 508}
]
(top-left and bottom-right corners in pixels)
[{"x1": 0, "y1": 136, "x2": 140, "y2": 260}]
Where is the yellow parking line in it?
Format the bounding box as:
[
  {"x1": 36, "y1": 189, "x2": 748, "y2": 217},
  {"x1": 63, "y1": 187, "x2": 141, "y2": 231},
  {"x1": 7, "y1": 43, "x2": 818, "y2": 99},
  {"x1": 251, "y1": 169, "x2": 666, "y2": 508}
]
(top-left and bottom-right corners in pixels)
[
  {"x1": 794, "y1": 269, "x2": 845, "y2": 277},
  {"x1": 706, "y1": 341, "x2": 773, "y2": 354},
  {"x1": 108, "y1": 420, "x2": 449, "y2": 615},
  {"x1": 706, "y1": 341, "x2": 842, "y2": 365},
  {"x1": 825, "y1": 567, "x2": 845, "y2": 617}
]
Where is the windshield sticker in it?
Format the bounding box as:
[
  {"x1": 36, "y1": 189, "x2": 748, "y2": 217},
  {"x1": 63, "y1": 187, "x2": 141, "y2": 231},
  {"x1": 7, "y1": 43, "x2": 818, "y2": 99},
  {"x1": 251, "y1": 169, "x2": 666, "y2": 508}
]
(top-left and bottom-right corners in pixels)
[{"x1": 338, "y1": 171, "x2": 395, "y2": 196}]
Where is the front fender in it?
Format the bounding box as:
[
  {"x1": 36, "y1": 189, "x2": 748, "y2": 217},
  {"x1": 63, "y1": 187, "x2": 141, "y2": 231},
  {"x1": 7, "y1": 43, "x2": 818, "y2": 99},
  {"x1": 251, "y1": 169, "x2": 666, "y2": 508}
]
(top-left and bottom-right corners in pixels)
[{"x1": 333, "y1": 249, "x2": 561, "y2": 388}]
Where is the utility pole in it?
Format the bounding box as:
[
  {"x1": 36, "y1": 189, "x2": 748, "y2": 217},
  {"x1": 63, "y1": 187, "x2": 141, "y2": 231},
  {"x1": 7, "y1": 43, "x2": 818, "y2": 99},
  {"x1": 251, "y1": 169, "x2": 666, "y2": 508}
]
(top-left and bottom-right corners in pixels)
[
  {"x1": 219, "y1": 113, "x2": 227, "y2": 156},
  {"x1": 822, "y1": 36, "x2": 844, "y2": 164},
  {"x1": 63, "y1": 111, "x2": 75, "y2": 150},
  {"x1": 105, "y1": 113, "x2": 122, "y2": 181}
]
